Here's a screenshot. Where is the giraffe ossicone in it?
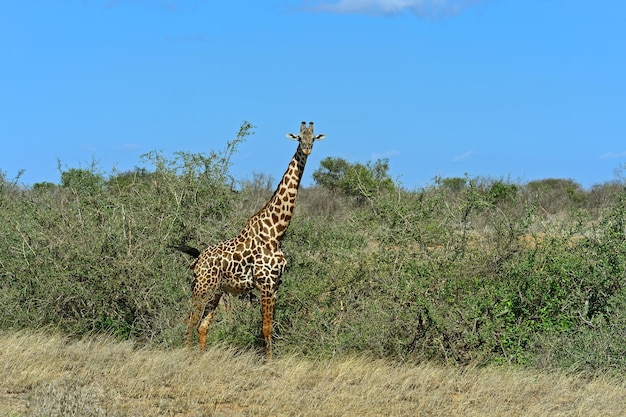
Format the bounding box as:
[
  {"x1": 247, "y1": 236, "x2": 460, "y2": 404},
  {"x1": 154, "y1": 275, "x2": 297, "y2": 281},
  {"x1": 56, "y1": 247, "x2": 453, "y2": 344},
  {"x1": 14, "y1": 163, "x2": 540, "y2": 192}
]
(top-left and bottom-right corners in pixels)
[{"x1": 176, "y1": 121, "x2": 326, "y2": 359}]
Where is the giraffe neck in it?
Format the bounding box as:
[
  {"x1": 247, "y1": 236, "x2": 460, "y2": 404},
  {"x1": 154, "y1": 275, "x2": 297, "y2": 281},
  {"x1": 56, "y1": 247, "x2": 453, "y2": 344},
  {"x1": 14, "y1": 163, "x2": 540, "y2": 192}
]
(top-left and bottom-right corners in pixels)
[{"x1": 250, "y1": 144, "x2": 308, "y2": 242}]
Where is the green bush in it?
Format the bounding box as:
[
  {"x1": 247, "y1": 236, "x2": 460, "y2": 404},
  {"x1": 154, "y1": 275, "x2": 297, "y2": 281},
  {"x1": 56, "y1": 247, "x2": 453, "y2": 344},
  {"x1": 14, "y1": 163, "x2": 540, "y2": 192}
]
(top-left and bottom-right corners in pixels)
[
  {"x1": 312, "y1": 157, "x2": 395, "y2": 201},
  {"x1": 0, "y1": 122, "x2": 253, "y2": 344},
  {"x1": 525, "y1": 178, "x2": 587, "y2": 214},
  {"x1": 2, "y1": 128, "x2": 626, "y2": 376}
]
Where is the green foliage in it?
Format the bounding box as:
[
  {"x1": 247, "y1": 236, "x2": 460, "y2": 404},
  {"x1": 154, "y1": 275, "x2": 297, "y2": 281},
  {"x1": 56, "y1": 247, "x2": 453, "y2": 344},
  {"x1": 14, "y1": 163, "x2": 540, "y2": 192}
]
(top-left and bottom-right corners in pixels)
[
  {"x1": 61, "y1": 167, "x2": 105, "y2": 194},
  {"x1": 278, "y1": 178, "x2": 626, "y2": 372},
  {"x1": 440, "y1": 176, "x2": 468, "y2": 192},
  {"x1": 526, "y1": 178, "x2": 587, "y2": 213},
  {"x1": 0, "y1": 122, "x2": 254, "y2": 344},
  {"x1": 2, "y1": 135, "x2": 626, "y2": 375},
  {"x1": 311, "y1": 157, "x2": 350, "y2": 191},
  {"x1": 312, "y1": 157, "x2": 395, "y2": 201},
  {"x1": 586, "y1": 182, "x2": 623, "y2": 215},
  {"x1": 486, "y1": 180, "x2": 519, "y2": 206}
]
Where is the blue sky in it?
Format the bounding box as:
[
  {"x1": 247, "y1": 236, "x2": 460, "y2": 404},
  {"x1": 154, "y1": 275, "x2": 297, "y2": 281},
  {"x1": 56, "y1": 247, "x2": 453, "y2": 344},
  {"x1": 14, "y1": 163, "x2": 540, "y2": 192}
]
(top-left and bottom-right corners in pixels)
[{"x1": 1, "y1": 1, "x2": 625, "y2": 189}]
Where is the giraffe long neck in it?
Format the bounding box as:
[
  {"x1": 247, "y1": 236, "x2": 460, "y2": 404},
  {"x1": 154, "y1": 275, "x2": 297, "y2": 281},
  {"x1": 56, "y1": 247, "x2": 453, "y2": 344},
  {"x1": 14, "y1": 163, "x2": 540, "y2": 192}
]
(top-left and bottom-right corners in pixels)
[{"x1": 251, "y1": 144, "x2": 308, "y2": 242}]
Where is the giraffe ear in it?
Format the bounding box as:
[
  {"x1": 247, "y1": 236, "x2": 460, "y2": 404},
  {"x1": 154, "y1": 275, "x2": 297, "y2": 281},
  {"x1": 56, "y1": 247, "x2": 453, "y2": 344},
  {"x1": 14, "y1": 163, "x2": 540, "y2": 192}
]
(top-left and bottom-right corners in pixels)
[
  {"x1": 315, "y1": 134, "x2": 326, "y2": 141},
  {"x1": 286, "y1": 133, "x2": 299, "y2": 140}
]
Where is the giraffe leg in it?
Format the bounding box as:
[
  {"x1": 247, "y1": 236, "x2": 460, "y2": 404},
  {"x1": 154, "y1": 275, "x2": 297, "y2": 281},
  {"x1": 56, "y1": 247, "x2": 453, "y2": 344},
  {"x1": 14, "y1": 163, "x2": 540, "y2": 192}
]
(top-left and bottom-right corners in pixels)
[
  {"x1": 185, "y1": 292, "x2": 222, "y2": 349},
  {"x1": 260, "y1": 290, "x2": 276, "y2": 360},
  {"x1": 197, "y1": 292, "x2": 222, "y2": 350},
  {"x1": 185, "y1": 296, "x2": 205, "y2": 347}
]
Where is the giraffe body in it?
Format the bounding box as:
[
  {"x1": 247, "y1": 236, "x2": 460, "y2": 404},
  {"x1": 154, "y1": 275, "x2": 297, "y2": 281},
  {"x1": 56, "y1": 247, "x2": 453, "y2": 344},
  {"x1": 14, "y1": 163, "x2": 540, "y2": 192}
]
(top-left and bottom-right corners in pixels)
[{"x1": 180, "y1": 122, "x2": 325, "y2": 359}]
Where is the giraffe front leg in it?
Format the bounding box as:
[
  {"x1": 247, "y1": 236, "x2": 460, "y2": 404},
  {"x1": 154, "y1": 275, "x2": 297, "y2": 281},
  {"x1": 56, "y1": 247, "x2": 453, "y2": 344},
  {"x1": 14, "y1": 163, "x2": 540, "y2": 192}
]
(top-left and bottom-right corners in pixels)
[{"x1": 260, "y1": 290, "x2": 276, "y2": 360}]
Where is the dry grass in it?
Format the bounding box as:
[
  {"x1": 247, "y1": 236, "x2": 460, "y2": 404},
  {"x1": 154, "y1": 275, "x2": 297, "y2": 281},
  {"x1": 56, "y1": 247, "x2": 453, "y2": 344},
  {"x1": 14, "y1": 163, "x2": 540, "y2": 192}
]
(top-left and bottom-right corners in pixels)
[{"x1": 1, "y1": 331, "x2": 625, "y2": 417}]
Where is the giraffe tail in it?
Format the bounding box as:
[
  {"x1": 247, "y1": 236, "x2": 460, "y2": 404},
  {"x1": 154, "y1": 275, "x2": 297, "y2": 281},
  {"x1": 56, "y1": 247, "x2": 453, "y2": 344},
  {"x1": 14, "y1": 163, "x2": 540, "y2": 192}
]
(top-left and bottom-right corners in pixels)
[{"x1": 170, "y1": 244, "x2": 201, "y2": 258}]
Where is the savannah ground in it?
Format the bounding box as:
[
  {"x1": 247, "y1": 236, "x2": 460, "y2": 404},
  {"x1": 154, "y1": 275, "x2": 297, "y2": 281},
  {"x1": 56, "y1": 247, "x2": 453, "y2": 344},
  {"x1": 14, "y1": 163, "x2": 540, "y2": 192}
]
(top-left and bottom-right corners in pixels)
[{"x1": 2, "y1": 331, "x2": 626, "y2": 417}]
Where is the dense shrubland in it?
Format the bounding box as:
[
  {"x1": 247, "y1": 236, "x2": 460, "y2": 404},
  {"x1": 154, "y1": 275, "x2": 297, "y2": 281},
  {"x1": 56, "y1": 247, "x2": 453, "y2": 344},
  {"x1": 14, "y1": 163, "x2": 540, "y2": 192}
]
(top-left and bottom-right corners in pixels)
[{"x1": 1, "y1": 123, "x2": 625, "y2": 375}]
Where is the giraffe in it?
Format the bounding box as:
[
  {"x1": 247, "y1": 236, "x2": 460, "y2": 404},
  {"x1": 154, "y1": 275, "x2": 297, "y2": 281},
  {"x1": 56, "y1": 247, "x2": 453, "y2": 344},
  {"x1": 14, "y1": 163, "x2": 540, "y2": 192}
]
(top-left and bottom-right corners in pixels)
[{"x1": 175, "y1": 121, "x2": 326, "y2": 359}]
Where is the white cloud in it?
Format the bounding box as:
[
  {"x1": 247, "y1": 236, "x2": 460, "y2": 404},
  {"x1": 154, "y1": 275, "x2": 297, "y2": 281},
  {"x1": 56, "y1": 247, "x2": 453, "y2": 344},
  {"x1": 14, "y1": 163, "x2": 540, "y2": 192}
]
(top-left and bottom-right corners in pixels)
[
  {"x1": 599, "y1": 151, "x2": 626, "y2": 159},
  {"x1": 453, "y1": 150, "x2": 475, "y2": 162},
  {"x1": 306, "y1": 0, "x2": 484, "y2": 18}
]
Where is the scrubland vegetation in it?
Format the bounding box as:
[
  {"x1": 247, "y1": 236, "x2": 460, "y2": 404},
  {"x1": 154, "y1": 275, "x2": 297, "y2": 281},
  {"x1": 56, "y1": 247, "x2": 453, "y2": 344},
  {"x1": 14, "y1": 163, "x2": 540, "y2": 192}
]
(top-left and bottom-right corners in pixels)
[{"x1": 2, "y1": 122, "x2": 626, "y2": 415}]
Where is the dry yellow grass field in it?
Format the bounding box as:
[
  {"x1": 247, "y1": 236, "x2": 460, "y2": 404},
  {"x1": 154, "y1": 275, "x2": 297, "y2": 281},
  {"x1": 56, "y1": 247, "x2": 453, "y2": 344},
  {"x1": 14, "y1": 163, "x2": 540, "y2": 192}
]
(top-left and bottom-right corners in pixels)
[{"x1": 1, "y1": 331, "x2": 625, "y2": 416}]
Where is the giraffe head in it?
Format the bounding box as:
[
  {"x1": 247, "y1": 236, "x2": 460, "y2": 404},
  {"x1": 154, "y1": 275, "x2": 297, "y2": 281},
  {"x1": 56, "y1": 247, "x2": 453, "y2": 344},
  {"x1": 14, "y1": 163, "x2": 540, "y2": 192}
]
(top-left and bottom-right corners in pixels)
[{"x1": 286, "y1": 121, "x2": 326, "y2": 155}]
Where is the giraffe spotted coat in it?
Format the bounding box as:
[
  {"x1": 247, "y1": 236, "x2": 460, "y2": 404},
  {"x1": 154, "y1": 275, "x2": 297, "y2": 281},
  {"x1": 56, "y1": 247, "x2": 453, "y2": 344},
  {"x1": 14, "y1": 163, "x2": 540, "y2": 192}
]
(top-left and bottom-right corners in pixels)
[{"x1": 177, "y1": 122, "x2": 326, "y2": 359}]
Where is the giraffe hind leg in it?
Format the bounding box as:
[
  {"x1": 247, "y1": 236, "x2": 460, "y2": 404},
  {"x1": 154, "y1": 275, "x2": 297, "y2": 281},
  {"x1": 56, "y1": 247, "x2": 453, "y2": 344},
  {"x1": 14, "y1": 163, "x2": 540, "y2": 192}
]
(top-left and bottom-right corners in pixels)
[
  {"x1": 192, "y1": 291, "x2": 222, "y2": 350},
  {"x1": 185, "y1": 296, "x2": 204, "y2": 347}
]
